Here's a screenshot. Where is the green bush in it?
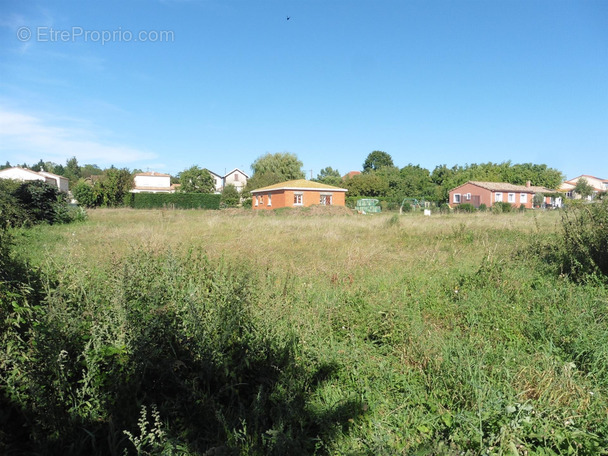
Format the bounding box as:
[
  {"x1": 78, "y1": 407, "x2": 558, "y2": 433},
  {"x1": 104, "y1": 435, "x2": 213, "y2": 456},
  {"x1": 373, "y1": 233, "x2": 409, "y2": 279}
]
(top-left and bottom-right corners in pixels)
[
  {"x1": 0, "y1": 180, "x2": 76, "y2": 226},
  {"x1": 128, "y1": 192, "x2": 221, "y2": 210},
  {"x1": 455, "y1": 203, "x2": 475, "y2": 213},
  {"x1": 478, "y1": 203, "x2": 487, "y2": 212},
  {"x1": 0, "y1": 246, "x2": 355, "y2": 454},
  {"x1": 220, "y1": 184, "x2": 240, "y2": 208},
  {"x1": 558, "y1": 199, "x2": 608, "y2": 281},
  {"x1": 492, "y1": 202, "x2": 512, "y2": 214}
]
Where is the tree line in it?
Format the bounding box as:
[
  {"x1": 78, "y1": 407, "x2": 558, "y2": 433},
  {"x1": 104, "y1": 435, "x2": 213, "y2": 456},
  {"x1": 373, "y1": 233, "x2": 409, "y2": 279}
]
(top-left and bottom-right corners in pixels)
[{"x1": 3, "y1": 151, "x2": 566, "y2": 208}]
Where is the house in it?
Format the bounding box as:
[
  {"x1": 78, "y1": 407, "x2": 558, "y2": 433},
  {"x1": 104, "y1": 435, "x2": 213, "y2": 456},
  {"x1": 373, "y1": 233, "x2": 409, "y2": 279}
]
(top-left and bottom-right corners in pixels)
[
  {"x1": 559, "y1": 175, "x2": 608, "y2": 200},
  {"x1": 250, "y1": 179, "x2": 348, "y2": 210},
  {"x1": 0, "y1": 166, "x2": 69, "y2": 192},
  {"x1": 131, "y1": 171, "x2": 174, "y2": 193},
  {"x1": 449, "y1": 181, "x2": 558, "y2": 209},
  {"x1": 205, "y1": 169, "x2": 224, "y2": 193},
  {"x1": 223, "y1": 168, "x2": 249, "y2": 193},
  {"x1": 39, "y1": 171, "x2": 69, "y2": 192}
]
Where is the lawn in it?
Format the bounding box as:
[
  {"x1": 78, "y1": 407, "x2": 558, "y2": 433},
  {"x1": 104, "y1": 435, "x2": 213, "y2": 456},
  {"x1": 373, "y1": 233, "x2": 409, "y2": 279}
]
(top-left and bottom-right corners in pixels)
[{"x1": 4, "y1": 207, "x2": 607, "y2": 455}]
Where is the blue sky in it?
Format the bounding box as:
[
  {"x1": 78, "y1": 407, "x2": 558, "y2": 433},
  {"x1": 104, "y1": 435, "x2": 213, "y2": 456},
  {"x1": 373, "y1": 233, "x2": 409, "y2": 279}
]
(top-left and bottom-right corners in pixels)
[{"x1": 1, "y1": 0, "x2": 606, "y2": 180}]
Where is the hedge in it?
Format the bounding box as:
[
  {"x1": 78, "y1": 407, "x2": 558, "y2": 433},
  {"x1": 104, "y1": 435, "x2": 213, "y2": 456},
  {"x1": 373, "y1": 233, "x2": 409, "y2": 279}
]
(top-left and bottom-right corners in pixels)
[{"x1": 127, "y1": 192, "x2": 221, "y2": 210}]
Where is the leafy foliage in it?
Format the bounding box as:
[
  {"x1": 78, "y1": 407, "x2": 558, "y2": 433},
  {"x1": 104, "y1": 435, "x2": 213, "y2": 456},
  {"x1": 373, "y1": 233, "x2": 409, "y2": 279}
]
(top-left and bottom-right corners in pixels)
[
  {"x1": 574, "y1": 178, "x2": 595, "y2": 199},
  {"x1": 314, "y1": 167, "x2": 342, "y2": 187},
  {"x1": 178, "y1": 166, "x2": 215, "y2": 193},
  {"x1": 127, "y1": 192, "x2": 221, "y2": 209},
  {"x1": 220, "y1": 183, "x2": 240, "y2": 208},
  {"x1": 250, "y1": 152, "x2": 305, "y2": 181},
  {"x1": 0, "y1": 245, "x2": 356, "y2": 455},
  {"x1": 557, "y1": 199, "x2": 608, "y2": 281},
  {"x1": 97, "y1": 168, "x2": 134, "y2": 207},
  {"x1": 362, "y1": 150, "x2": 394, "y2": 172},
  {"x1": 72, "y1": 179, "x2": 99, "y2": 208},
  {"x1": 0, "y1": 180, "x2": 79, "y2": 226}
]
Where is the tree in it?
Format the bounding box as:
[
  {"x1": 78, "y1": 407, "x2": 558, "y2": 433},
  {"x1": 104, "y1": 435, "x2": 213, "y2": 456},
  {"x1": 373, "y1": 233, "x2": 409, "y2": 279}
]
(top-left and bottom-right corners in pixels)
[
  {"x1": 397, "y1": 164, "x2": 435, "y2": 199},
  {"x1": 97, "y1": 167, "x2": 133, "y2": 207},
  {"x1": 72, "y1": 179, "x2": 99, "y2": 208},
  {"x1": 574, "y1": 178, "x2": 594, "y2": 199},
  {"x1": 343, "y1": 173, "x2": 389, "y2": 197},
  {"x1": 315, "y1": 167, "x2": 342, "y2": 187},
  {"x1": 362, "y1": 151, "x2": 394, "y2": 173},
  {"x1": 220, "y1": 184, "x2": 241, "y2": 208},
  {"x1": 64, "y1": 157, "x2": 82, "y2": 187},
  {"x1": 250, "y1": 152, "x2": 305, "y2": 181},
  {"x1": 243, "y1": 172, "x2": 284, "y2": 194},
  {"x1": 178, "y1": 166, "x2": 215, "y2": 193}
]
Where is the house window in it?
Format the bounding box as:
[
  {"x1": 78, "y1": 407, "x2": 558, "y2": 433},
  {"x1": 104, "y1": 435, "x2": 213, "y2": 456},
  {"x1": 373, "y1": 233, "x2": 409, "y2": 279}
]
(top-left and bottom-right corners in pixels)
[
  {"x1": 320, "y1": 194, "x2": 332, "y2": 205},
  {"x1": 255, "y1": 196, "x2": 259, "y2": 206},
  {"x1": 520, "y1": 193, "x2": 527, "y2": 204},
  {"x1": 453, "y1": 194, "x2": 461, "y2": 204},
  {"x1": 234, "y1": 173, "x2": 239, "y2": 181},
  {"x1": 466, "y1": 193, "x2": 471, "y2": 201},
  {"x1": 294, "y1": 193, "x2": 303, "y2": 205},
  {"x1": 495, "y1": 192, "x2": 503, "y2": 202},
  {"x1": 508, "y1": 193, "x2": 515, "y2": 203},
  {"x1": 267, "y1": 194, "x2": 272, "y2": 206}
]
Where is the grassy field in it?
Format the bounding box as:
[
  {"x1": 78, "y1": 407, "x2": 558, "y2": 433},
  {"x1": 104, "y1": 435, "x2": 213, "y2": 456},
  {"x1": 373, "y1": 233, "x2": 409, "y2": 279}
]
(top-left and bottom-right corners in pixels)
[{"x1": 5, "y1": 207, "x2": 608, "y2": 455}]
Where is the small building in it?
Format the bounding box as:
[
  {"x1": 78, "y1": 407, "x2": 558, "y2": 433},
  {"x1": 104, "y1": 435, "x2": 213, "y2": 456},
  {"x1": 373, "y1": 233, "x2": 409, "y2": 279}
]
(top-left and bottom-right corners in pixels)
[
  {"x1": 449, "y1": 181, "x2": 557, "y2": 209},
  {"x1": 559, "y1": 175, "x2": 608, "y2": 200},
  {"x1": 205, "y1": 169, "x2": 224, "y2": 193},
  {"x1": 0, "y1": 166, "x2": 69, "y2": 192},
  {"x1": 250, "y1": 179, "x2": 348, "y2": 210},
  {"x1": 132, "y1": 171, "x2": 173, "y2": 193},
  {"x1": 223, "y1": 168, "x2": 249, "y2": 193},
  {"x1": 39, "y1": 171, "x2": 69, "y2": 193}
]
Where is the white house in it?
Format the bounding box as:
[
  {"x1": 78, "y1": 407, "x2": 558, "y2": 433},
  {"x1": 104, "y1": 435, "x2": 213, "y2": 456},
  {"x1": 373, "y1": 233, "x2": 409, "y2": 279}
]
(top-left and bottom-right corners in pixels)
[
  {"x1": 560, "y1": 175, "x2": 608, "y2": 200},
  {"x1": 205, "y1": 169, "x2": 224, "y2": 193},
  {"x1": 0, "y1": 167, "x2": 69, "y2": 192},
  {"x1": 223, "y1": 168, "x2": 249, "y2": 192},
  {"x1": 131, "y1": 172, "x2": 174, "y2": 193},
  {"x1": 39, "y1": 171, "x2": 69, "y2": 193}
]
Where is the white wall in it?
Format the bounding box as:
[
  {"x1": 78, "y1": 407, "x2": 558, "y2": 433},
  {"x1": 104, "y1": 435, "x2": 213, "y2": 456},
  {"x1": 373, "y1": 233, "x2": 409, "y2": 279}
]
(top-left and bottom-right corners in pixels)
[{"x1": 134, "y1": 174, "x2": 171, "y2": 189}]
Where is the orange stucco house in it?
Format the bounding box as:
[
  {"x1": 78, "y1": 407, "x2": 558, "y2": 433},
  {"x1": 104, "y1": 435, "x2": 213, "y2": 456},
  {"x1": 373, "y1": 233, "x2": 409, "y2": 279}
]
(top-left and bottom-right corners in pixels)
[
  {"x1": 250, "y1": 179, "x2": 348, "y2": 210},
  {"x1": 449, "y1": 181, "x2": 557, "y2": 209}
]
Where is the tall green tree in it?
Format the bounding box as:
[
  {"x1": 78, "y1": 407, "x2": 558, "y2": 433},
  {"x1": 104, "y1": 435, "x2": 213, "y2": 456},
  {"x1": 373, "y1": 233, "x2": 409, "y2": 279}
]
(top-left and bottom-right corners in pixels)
[
  {"x1": 250, "y1": 152, "x2": 305, "y2": 181},
  {"x1": 574, "y1": 178, "x2": 594, "y2": 199},
  {"x1": 178, "y1": 166, "x2": 215, "y2": 193},
  {"x1": 72, "y1": 179, "x2": 100, "y2": 208},
  {"x1": 97, "y1": 167, "x2": 133, "y2": 207},
  {"x1": 343, "y1": 173, "x2": 389, "y2": 197},
  {"x1": 362, "y1": 151, "x2": 394, "y2": 173},
  {"x1": 64, "y1": 157, "x2": 82, "y2": 187},
  {"x1": 314, "y1": 167, "x2": 342, "y2": 186},
  {"x1": 220, "y1": 184, "x2": 241, "y2": 208}
]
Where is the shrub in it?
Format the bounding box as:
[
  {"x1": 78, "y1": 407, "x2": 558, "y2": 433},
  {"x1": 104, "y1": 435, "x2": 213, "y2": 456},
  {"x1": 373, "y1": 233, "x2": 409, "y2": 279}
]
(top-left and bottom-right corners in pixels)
[
  {"x1": 478, "y1": 203, "x2": 487, "y2": 212},
  {"x1": 128, "y1": 192, "x2": 221, "y2": 210},
  {"x1": 220, "y1": 184, "x2": 240, "y2": 208},
  {"x1": 72, "y1": 180, "x2": 99, "y2": 208},
  {"x1": 0, "y1": 179, "x2": 27, "y2": 227},
  {"x1": 558, "y1": 199, "x2": 608, "y2": 281},
  {"x1": 0, "y1": 247, "x2": 355, "y2": 454},
  {"x1": 455, "y1": 203, "x2": 475, "y2": 213},
  {"x1": 492, "y1": 202, "x2": 512, "y2": 213}
]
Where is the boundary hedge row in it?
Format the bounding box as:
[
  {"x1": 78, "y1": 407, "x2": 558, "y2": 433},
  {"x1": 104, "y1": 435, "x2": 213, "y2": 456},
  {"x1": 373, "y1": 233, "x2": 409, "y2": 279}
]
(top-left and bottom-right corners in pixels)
[{"x1": 127, "y1": 193, "x2": 220, "y2": 210}]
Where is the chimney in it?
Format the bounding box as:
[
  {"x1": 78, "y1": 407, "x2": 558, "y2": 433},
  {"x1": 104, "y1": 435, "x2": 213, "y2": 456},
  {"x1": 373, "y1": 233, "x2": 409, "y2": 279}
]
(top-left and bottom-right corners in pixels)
[{"x1": 526, "y1": 180, "x2": 531, "y2": 188}]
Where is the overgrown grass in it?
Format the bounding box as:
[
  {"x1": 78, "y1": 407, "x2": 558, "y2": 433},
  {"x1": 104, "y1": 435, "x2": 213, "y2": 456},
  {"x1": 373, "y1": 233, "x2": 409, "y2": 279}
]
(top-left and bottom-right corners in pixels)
[{"x1": 3, "y1": 208, "x2": 607, "y2": 454}]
